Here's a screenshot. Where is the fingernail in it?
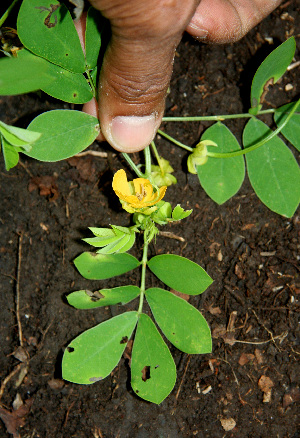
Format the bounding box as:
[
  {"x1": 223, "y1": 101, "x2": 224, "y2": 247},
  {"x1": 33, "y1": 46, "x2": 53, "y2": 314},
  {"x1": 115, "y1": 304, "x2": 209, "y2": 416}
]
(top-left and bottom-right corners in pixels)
[
  {"x1": 109, "y1": 115, "x2": 157, "y2": 152},
  {"x1": 188, "y1": 24, "x2": 208, "y2": 40}
]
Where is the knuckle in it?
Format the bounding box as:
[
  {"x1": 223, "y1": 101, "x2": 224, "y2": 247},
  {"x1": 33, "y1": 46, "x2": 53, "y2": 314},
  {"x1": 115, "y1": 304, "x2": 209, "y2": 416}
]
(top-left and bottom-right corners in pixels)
[{"x1": 107, "y1": 70, "x2": 168, "y2": 105}]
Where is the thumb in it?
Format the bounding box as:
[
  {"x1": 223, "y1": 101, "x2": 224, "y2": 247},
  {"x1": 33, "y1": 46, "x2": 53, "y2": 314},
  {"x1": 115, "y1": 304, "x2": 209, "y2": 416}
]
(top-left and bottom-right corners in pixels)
[{"x1": 91, "y1": 1, "x2": 199, "y2": 153}]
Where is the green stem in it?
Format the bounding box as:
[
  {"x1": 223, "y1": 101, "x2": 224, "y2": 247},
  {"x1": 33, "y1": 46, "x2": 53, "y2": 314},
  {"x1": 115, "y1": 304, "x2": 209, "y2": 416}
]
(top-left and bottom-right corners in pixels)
[
  {"x1": 151, "y1": 140, "x2": 167, "y2": 178},
  {"x1": 162, "y1": 109, "x2": 275, "y2": 122},
  {"x1": 144, "y1": 145, "x2": 152, "y2": 178},
  {"x1": 122, "y1": 153, "x2": 145, "y2": 178},
  {"x1": 85, "y1": 68, "x2": 96, "y2": 98},
  {"x1": 157, "y1": 129, "x2": 193, "y2": 152},
  {"x1": 138, "y1": 236, "x2": 149, "y2": 315},
  {"x1": 207, "y1": 99, "x2": 300, "y2": 158},
  {"x1": 0, "y1": 0, "x2": 20, "y2": 27}
]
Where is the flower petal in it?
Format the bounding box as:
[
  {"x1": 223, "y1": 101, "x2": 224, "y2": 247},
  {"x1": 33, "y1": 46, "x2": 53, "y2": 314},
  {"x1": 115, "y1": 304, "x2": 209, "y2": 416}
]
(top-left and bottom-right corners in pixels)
[
  {"x1": 112, "y1": 169, "x2": 132, "y2": 197},
  {"x1": 133, "y1": 178, "x2": 153, "y2": 201}
]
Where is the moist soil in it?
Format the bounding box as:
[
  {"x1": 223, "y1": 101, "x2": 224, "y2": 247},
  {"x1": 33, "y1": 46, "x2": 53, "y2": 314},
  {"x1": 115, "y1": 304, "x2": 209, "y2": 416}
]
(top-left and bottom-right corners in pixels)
[{"x1": 0, "y1": 4, "x2": 299, "y2": 438}]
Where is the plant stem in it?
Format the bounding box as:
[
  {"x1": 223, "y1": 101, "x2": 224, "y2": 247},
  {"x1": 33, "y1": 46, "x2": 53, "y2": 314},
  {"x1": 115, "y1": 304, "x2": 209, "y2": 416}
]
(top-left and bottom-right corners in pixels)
[
  {"x1": 144, "y1": 145, "x2": 152, "y2": 178},
  {"x1": 162, "y1": 109, "x2": 275, "y2": 122},
  {"x1": 157, "y1": 129, "x2": 193, "y2": 152},
  {"x1": 122, "y1": 153, "x2": 145, "y2": 178},
  {"x1": 138, "y1": 236, "x2": 149, "y2": 315},
  {"x1": 0, "y1": 0, "x2": 20, "y2": 27},
  {"x1": 150, "y1": 141, "x2": 161, "y2": 165},
  {"x1": 207, "y1": 99, "x2": 300, "y2": 158}
]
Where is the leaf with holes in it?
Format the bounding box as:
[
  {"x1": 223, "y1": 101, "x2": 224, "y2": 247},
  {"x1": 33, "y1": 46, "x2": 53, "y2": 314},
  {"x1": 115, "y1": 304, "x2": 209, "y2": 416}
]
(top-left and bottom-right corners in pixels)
[
  {"x1": 131, "y1": 313, "x2": 176, "y2": 404},
  {"x1": 243, "y1": 118, "x2": 300, "y2": 217},
  {"x1": 67, "y1": 286, "x2": 140, "y2": 309},
  {"x1": 148, "y1": 254, "x2": 213, "y2": 295},
  {"x1": 146, "y1": 288, "x2": 212, "y2": 354},
  {"x1": 24, "y1": 110, "x2": 99, "y2": 161},
  {"x1": 62, "y1": 312, "x2": 138, "y2": 384},
  {"x1": 197, "y1": 122, "x2": 245, "y2": 204},
  {"x1": 17, "y1": 0, "x2": 86, "y2": 72},
  {"x1": 249, "y1": 37, "x2": 296, "y2": 114}
]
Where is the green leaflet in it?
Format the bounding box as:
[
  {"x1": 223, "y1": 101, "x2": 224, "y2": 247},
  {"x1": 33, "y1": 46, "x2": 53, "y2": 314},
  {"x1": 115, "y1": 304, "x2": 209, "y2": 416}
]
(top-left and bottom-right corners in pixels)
[
  {"x1": 0, "y1": 120, "x2": 41, "y2": 147},
  {"x1": 24, "y1": 110, "x2": 99, "y2": 161},
  {"x1": 243, "y1": 118, "x2": 300, "y2": 217},
  {"x1": 66, "y1": 286, "x2": 141, "y2": 309},
  {"x1": 250, "y1": 37, "x2": 296, "y2": 114},
  {"x1": 83, "y1": 225, "x2": 136, "y2": 254},
  {"x1": 74, "y1": 252, "x2": 140, "y2": 280},
  {"x1": 85, "y1": 7, "x2": 103, "y2": 69},
  {"x1": 274, "y1": 103, "x2": 300, "y2": 152},
  {"x1": 146, "y1": 288, "x2": 212, "y2": 354},
  {"x1": 0, "y1": 49, "x2": 54, "y2": 95},
  {"x1": 17, "y1": 0, "x2": 86, "y2": 73},
  {"x1": 62, "y1": 312, "x2": 138, "y2": 384},
  {"x1": 148, "y1": 254, "x2": 213, "y2": 295},
  {"x1": 1, "y1": 136, "x2": 21, "y2": 171},
  {"x1": 131, "y1": 313, "x2": 176, "y2": 404},
  {"x1": 197, "y1": 122, "x2": 245, "y2": 204}
]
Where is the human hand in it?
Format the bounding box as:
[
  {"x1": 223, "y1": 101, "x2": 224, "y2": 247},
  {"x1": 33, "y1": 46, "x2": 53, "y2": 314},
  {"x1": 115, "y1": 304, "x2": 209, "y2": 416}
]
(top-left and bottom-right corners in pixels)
[{"x1": 76, "y1": 0, "x2": 282, "y2": 153}]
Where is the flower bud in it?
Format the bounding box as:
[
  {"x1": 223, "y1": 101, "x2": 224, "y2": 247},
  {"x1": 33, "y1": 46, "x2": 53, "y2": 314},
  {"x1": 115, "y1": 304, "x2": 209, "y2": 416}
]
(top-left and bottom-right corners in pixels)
[{"x1": 187, "y1": 140, "x2": 217, "y2": 174}]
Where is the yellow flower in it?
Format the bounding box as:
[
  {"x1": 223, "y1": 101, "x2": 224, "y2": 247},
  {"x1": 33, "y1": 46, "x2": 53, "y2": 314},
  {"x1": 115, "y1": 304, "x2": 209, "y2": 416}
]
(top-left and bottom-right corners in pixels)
[{"x1": 112, "y1": 169, "x2": 167, "y2": 209}]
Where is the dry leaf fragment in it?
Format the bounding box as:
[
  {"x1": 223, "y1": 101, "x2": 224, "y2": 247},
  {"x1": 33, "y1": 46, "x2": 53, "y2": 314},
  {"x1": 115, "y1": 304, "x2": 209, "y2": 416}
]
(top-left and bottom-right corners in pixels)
[
  {"x1": 258, "y1": 375, "x2": 274, "y2": 403},
  {"x1": 254, "y1": 348, "x2": 264, "y2": 365},
  {"x1": 67, "y1": 156, "x2": 96, "y2": 182},
  {"x1": 48, "y1": 379, "x2": 65, "y2": 390},
  {"x1": 238, "y1": 353, "x2": 255, "y2": 366},
  {"x1": 220, "y1": 417, "x2": 236, "y2": 431},
  {"x1": 282, "y1": 387, "x2": 300, "y2": 409},
  {"x1": 207, "y1": 304, "x2": 222, "y2": 315},
  {"x1": 0, "y1": 398, "x2": 33, "y2": 438},
  {"x1": 13, "y1": 346, "x2": 28, "y2": 363},
  {"x1": 28, "y1": 176, "x2": 59, "y2": 201}
]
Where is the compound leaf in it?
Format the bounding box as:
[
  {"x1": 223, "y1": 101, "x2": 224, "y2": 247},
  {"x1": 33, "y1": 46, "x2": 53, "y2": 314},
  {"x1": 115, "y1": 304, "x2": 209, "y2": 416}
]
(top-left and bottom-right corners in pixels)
[
  {"x1": 146, "y1": 288, "x2": 212, "y2": 354},
  {"x1": 62, "y1": 312, "x2": 138, "y2": 384},
  {"x1": 67, "y1": 286, "x2": 141, "y2": 309},
  {"x1": 197, "y1": 122, "x2": 245, "y2": 204},
  {"x1": 244, "y1": 117, "x2": 300, "y2": 217},
  {"x1": 24, "y1": 110, "x2": 99, "y2": 161},
  {"x1": 74, "y1": 252, "x2": 140, "y2": 280},
  {"x1": 131, "y1": 313, "x2": 176, "y2": 404},
  {"x1": 148, "y1": 254, "x2": 213, "y2": 295}
]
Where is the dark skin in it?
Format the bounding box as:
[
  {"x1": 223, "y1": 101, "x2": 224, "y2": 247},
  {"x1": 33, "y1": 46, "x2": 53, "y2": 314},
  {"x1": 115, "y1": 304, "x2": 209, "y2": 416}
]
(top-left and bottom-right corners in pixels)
[{"x1": 75, "y1": 0, "x2": 283, "y2": 152}]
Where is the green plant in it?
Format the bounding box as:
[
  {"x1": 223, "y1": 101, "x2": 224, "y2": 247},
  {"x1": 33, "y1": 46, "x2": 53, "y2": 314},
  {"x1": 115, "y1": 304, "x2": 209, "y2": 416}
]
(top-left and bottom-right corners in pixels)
[
  {"x1": 62, "y1": 169, "x2": 212, "y2": 404},
  {"x1": 1, "y1": 0, "x2": 299, "y2": 404}
]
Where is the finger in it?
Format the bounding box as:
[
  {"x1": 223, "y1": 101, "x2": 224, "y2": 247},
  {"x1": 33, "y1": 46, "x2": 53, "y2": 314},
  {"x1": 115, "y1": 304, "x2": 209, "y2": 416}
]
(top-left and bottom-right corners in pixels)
[
  {"x1": 186, "y1": 0, "x2": 283, "y2": 43},
  {"x1": 89, "y1": 0, "x2": 199, "y2": 153}
]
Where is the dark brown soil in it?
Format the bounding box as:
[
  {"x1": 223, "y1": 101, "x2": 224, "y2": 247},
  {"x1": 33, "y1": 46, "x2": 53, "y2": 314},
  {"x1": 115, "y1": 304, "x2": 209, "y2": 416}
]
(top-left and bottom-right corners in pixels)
[{"x1": 0, "y1": 4, "x2": 299, "y2": 438}]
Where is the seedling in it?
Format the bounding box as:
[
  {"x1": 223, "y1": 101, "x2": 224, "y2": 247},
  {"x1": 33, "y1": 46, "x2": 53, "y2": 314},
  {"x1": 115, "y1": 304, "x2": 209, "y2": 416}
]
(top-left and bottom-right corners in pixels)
[{"x1": 0, "y1": 0, "x2": 299, "y2": 403}]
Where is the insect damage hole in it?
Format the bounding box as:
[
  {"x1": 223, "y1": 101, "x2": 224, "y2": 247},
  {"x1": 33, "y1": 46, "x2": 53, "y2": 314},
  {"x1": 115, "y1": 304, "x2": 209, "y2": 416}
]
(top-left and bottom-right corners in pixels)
[
  {"x1": 120, "y1": 336, "x2": 128, "y2": 344},
  {"x1": 141, "y1": 365, "x2": 151, "y2": 382},
  {"x1": 67, "y1": 346, "x2": 74, "y2": 353}
]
